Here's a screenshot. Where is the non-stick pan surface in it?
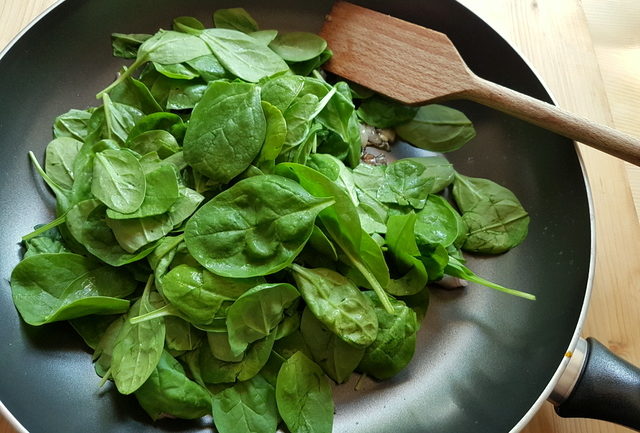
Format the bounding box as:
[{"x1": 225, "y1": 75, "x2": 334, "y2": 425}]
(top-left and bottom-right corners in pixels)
[{"x1": 0, "y1": 1, "x2": 592, "y2": 432}]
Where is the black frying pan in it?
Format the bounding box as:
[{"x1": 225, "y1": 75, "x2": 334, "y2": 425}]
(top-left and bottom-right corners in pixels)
[{"x1": 0, "y1": 1, "x2": 637, "y2": 432}]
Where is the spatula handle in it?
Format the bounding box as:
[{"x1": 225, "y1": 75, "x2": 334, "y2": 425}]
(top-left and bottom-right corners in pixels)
[{"x1": 466, "y1": 77, "x2": 640, "y2": 166}]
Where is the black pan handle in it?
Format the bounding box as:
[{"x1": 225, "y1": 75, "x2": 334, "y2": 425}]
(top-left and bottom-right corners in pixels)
[{"x1": 552, "y1": 337, "x2": 640, "y2": 430}]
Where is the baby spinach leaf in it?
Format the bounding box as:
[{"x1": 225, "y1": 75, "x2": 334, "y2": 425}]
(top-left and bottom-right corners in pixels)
[
  {"x1": 269, "y1": 32, "x2": 327, "y2": 62},
  {"x1": 106, "y1": 213, "x2": 173, "y2": 253},
  {"x1": 183, "y1": 81, "x2": 265, "y2": 184},
  {"x1": 106, "y1": 164, "x2": 180, "y2": 220},
  {"x1": 128, "y1": 111, "x2": 186, "y2": 143},
  {"x1": 185, "y1": 174, "x2": 333, "y2": 278},
  {"x1": 53, "y1": 108, "x2": 93, "y2": 141},
  {"x1": 377, "y1": 159, "x2": 435, "y2": 209},
  {"x1": 314, "y1": 81, "x2": 361, "y2": 168},
  {"x1": 109, "y1": 75, "x2": 163, "y2": 115},
  {"x1": 276, "y1": 351, "x2": 334, "y2": 433},
  {"x1": 282, "y1": 93, "x2": 320, "y2": 150},
  {"x1": 291, "y1": 264, "x2": 378, "y2": 348},
  {"x1": 111, "y1": 285, "x2": 166, "y2": 395},
  {"x1": 165, "y1": 316, "x2": 200, "y2": 353},
  {"x1": 288, "y1": 48, "x2": 332, "y2": 76},
  {"x1": 70, "y1": 138, "x2": 119, "y2": 210},
  {"x1": 260, "y1": 74, "x2": 305, "y2": 113},
  {"x1": 186, "y1": 54, "x2": 228, "y2": 81},
  {"x1": 226, "y1": 283, "x2": 299, "y2": 356},
  {"x1": 452, "y1": 173, "x2": 529, "y2": 254},
  {"x1": 385, "y1": 213, "x2": 429, "y2": 296},
  {"x1": 111, "y1": 33, "x2": 152, "y2": 59},
  {"x1": 23, "y1": 225, "x2": 69, "y2": 258},
  {"x1": 249, "y1": 30, "x2": 278, "y2": 46},
  {"x1": 45, "y1": 137, "x2": 82, "y2": 190},
  {"x1": 308, "y1": 153, "x2": 359, "y2": 206},
  {"x1": 356, "y1": 95, "x2": 418, "y2": 128},
  {"x1": 208, "y1": 332, "x2": 243, "y2": 362},
  {"x1": 173, "y1": 16, "x2": 205, "y2": 34},
  {"x1": 161, "y1": 264, "x2": 234, "y2": 325},
  {"x1": 101, "y1": 94, "x2": 145, "y2": 145},
  {"x1": 135, "y1": 351, "x2": 211, "y2": 421},
  {"x1": 153, "y1": 61, "x2": 199, "y2": 80},
  {"x1": 10, "y1": 253, "x2": 136, "y2": 326},
  {"x1": 212, "y1": 374, "x2": 278, "y2": 433},
  {"x1": 199, "y1": 28, "x2": 289, "y2": 82},
  {"x1": 414, "y1": 194, "x2": 459, "y2": 248},
  {"x1": 358, "y1": 291, "x2": 418, "y2": 380},
  {"x1": 91, "y1": 148, "x2": 146, "y2": 214},
  {"x1": 419, "y1": 243, "x2": 449, "y2": 282},
  {"x1": 254, "y1": 101, "x2": 287, "y2": 173},
  {"x1": 194, "y1": 331, "x2": 277, "y2": 384},
  {"x1": 300, "y1": 307, "x2": 365, "y2": 383},
  {"x1": 127, "y1": 130, "x2": 180, "y2": 159},
  {"x1": 66, "y1": 199, "x2": 156, "y2": 266},
  {"x1": 93, "y1": 315, "x2": 126, "y2": 377},
  {"x1": 70, "y1": 314, "x2": 120, "y2": 350},
  {"x1": 396, "y1": 104, "x2": 476, "y2": 152},
  {"x1": 403, "y1": 156, "x2": 455, "y2": 193},
  {"x1": 213, "y1": 8, "x2": 259, "y2": 33}
]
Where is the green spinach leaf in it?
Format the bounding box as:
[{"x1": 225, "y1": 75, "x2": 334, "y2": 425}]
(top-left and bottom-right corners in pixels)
[
  {"x1": 10, "y1": 253, "x2": 136, "y2": 326},
  {"x1": 452, "y1": 173, "x2": 529, "y2": 254},
  {"x1": 185, "y1": 174, "x2": 333, "y2": 278},
  {"x1": 276, "y1": 351, "x2": 334, "y2": 433}
]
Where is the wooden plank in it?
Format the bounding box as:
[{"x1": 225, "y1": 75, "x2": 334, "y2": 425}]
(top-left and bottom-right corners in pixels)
[{"x1": 457, "y1": 1, "x2": 640, "y2": 432}]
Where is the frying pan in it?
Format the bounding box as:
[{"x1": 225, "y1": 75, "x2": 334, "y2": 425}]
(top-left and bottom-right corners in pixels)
[{"x1": 0, "y1": 0, "x2": 638, "y2": 432}]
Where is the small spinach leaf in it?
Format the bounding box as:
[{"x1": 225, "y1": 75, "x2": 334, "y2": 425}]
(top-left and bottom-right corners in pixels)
[
  {"x1": 396, "y1": 104, "x2": 476, "y2": 152},
  {"x1": 276, "y1": 351, "x2": 334, "y2": 433},
  {"x1": 212, "y1": 374, "x2": 278, "y2": 433},
  {"x1": 226, "y1": 283, "x2": 299, "y2": 356},
  {"x1": 452, "y1": 173, "x2": 529, "y2": 254}
]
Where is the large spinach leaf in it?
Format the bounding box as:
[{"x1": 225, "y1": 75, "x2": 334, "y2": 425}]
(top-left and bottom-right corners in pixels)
[
  {"x1": 291, "y1": 264, "x2": 378, "y2": 348},
  {"x1": 183, "y1": 81, "x2": 265, "y2": 184},
  {"x1": 452, "y1": 173, "x2": 529, "y2": 254},
  {"x1": 10, "y1": 253, "x2": 136, "y2": 326},
  {"x1": 185, "y1": 174, "x2": 333, "y2": 278}
]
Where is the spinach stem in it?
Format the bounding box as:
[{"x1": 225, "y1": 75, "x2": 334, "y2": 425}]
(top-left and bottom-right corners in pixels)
[
  {"x1": 129, "y1": 304, "x2": 178, "y2": 324},
  {"x1": 342, "y1": 248, "x2": 395, "y2": 314},
  {"x1": 96, "y1": 61, "x2": 142, "y2": 99},
  {"x1": 97, "y1": 368, "x2": 112, "y2": 388},
  {"x1": 21, "y1": 213, "x2": 67, "y2": 241},
  {"x1": 470, "y1": 274, "x2": 536, "y2": 301},
  {"x1": 28, "y1": 151, "x2": 65, "y2": 195}
]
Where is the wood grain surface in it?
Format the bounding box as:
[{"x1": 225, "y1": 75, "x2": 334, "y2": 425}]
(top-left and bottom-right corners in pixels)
[{"x1": 1, "y1": 1, "x2": 639, "y2": 433}]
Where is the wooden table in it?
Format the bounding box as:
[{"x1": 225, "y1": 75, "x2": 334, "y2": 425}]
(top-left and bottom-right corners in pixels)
[{"x1": 1, "y1": 1, "x2": 639, "y2": 432}]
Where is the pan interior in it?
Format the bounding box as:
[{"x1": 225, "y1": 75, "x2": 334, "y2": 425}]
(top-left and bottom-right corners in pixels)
[{"x1": 0, "y1": 1, "x2": 591, "y2": 432}]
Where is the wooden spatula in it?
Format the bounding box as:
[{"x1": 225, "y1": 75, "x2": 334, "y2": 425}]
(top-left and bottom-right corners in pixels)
[{"x1": 319, "y1": 1, "x2": 640, "y2": 166}]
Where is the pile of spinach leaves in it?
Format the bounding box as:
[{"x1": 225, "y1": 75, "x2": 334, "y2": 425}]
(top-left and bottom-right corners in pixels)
[{"x1": 10, "y1": 8, "x2": 534, "y2": 433}]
